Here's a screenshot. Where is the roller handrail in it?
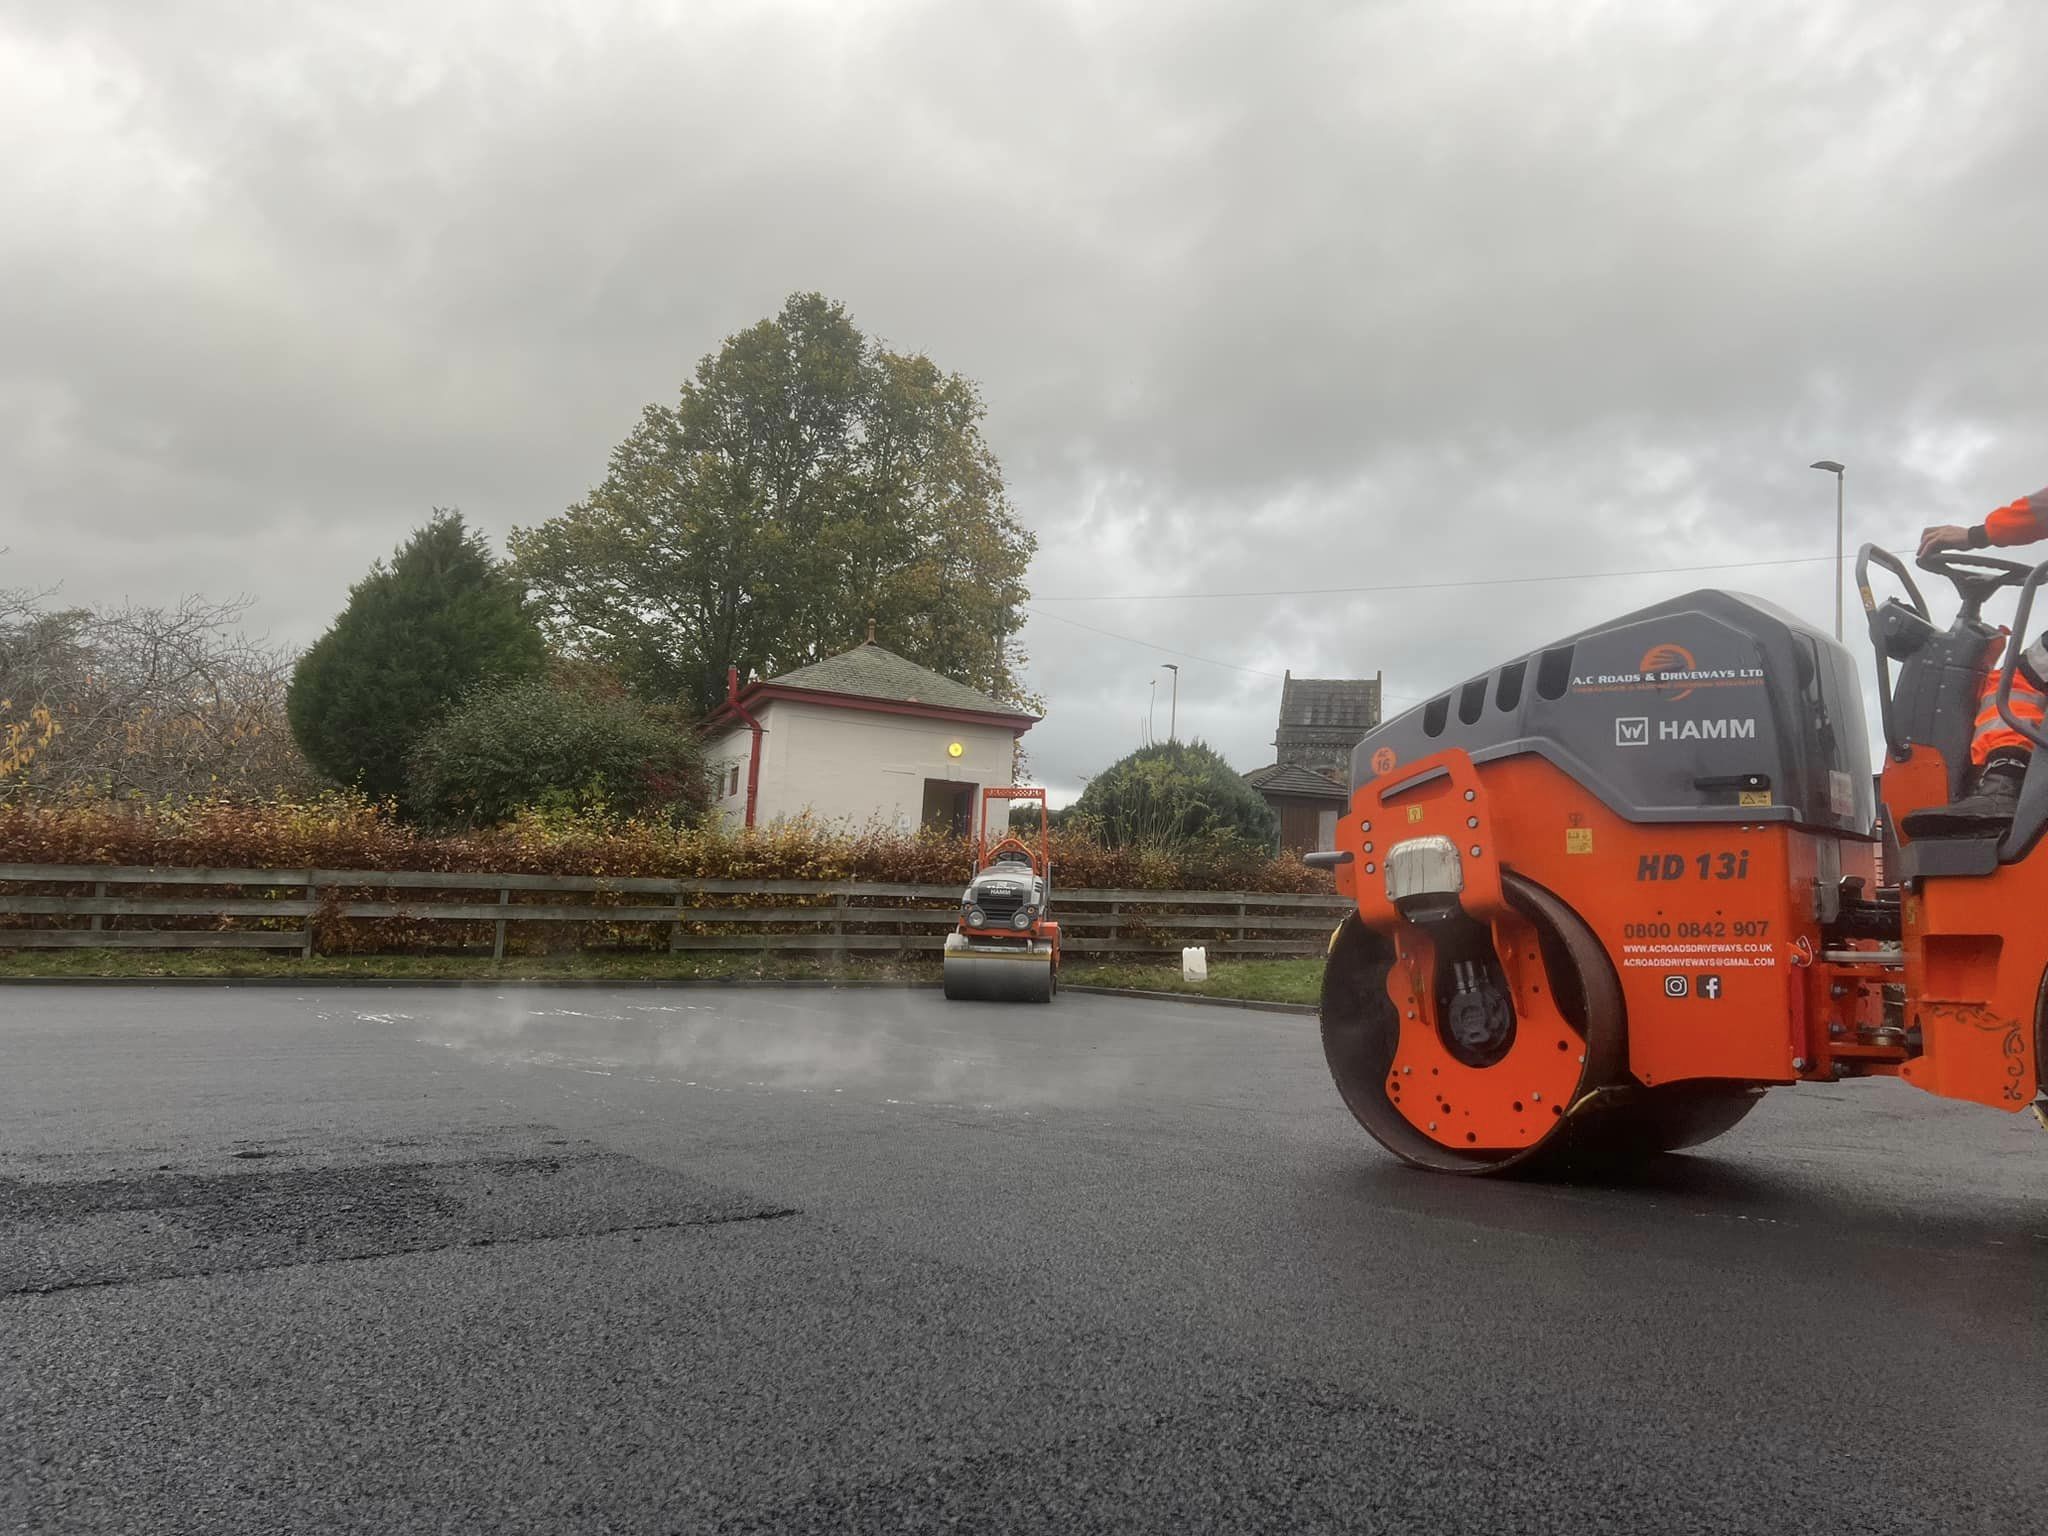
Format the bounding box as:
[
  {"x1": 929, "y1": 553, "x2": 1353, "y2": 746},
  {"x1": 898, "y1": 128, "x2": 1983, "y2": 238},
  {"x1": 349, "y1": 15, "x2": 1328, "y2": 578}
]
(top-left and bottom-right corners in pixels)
[
  {"x1": 1857, "y1": 543, "x2": 1913, "y2": 762},
  {"x1": 1857, "y1": 542, "x2": 1928, "y2": 622}
]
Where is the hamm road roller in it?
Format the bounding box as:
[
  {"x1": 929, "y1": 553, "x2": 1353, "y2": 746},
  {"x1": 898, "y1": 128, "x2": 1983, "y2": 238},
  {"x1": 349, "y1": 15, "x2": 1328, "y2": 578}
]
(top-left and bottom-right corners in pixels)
[
  {"x1": 1314, "y1": 546, "x2": 2048, "y2": 1174},
  {"x1": 942, "y1": 786, "x2": 1062, "y2": 1003}
]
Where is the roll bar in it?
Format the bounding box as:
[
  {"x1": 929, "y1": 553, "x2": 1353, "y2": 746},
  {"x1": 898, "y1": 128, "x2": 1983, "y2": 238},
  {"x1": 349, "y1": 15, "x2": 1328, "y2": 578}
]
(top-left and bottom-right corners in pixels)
[
  {"x1": 1856, "y1": 543, "x2": 1928, "y2": 621},
  {"x1": 1856, "y1": 542, "x2": 1921, "y2": 762}
]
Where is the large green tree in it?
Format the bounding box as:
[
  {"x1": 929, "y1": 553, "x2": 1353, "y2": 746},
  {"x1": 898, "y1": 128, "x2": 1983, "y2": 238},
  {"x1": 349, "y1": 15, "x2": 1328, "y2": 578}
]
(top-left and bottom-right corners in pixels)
[
  {"x1": 1069, "y1": 741, "x2": 1280, "y2": 853},
  {"x1": 509, "y1": 293, "x2": 1037, "y2": 716},
  {"x1": 287, "y1": 511, "x2": 546, "y2": 804}
]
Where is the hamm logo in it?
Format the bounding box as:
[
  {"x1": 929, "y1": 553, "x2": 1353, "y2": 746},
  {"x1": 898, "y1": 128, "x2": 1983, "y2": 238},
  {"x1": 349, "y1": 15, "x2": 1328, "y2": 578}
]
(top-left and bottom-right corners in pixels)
[
  {"x1": 1660, "y1": 718, "x2": 1757, "y2": 741},
  {"x1": 1615, "y1": 717, "x2": 1649, "y2": 746}
]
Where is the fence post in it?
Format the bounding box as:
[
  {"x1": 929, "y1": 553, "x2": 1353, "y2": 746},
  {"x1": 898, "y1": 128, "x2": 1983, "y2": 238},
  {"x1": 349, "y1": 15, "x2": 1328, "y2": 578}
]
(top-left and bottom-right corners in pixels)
[
  {"x1": 91, "y1": 880, "x2": 105, "y2": 934},
  {"x1": 1236, "y1": 900, "x2": 1247, "y2": 946},
  {"x1": 493, "y1": 886, "x2": 509, "y2": 962},
  {"x1": 669, "y1": 888, "x2": 685, "y2": 954},
  {"x1": 832, "y1": 889, "x2": 849, "y2": 966},
  {"x1": 1109, "y1": 900, "x2": 1120, "y2": 950},
  {"x1": 301, "y1": 872, "x2": 316, "y2": 959}
]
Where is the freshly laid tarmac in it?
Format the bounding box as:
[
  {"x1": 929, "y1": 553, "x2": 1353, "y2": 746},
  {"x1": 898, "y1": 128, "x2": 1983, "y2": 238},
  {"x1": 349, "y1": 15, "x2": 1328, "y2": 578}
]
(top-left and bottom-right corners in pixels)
[{"x1": 4, "y1": 984, "x2": 2043, "y2": 1533}]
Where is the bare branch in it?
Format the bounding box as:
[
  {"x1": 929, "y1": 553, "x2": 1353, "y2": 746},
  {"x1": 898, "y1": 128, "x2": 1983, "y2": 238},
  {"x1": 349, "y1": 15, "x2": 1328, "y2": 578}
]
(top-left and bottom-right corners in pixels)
[{"x1": 0, "y1": 588, "x2": 316, "y2": 802}]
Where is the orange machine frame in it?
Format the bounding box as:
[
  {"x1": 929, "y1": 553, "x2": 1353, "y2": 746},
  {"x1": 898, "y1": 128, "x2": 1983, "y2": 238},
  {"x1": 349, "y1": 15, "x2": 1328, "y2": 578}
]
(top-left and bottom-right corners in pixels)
[
  {"x1": 957, "y1": 787, "x2": 1060, "y2": 961},
  {"x1": 971, "y1": 785, "x2": 1050, "y2": 881},
  {"x1": 1334, "y1": 746, "x2": 2041, "y2": 1114},
  {"x1": 1883, "y1": 745, "x2": 2045, "y2": 1108}
]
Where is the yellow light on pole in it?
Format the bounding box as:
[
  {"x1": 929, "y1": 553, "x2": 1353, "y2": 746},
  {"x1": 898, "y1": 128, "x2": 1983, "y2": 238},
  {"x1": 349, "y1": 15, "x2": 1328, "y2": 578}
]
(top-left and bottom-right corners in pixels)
[{"x1": 947, "y1": 741, "x2": 964, "y2": 758}]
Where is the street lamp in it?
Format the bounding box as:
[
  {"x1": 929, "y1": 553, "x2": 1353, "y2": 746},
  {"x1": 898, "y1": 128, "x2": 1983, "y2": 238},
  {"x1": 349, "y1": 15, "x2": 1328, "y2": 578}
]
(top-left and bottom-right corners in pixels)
[
  {"x1": 1810, "y1": 459, "x2": 1845, "y2": 641},
  {"x1": 1162, "y1": 663, "x2": 1180, "y2": 743}
]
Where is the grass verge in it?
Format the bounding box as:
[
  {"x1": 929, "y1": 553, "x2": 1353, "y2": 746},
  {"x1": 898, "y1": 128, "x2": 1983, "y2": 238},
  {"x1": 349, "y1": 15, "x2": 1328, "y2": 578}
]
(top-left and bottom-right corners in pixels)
[
  {"x1": 1061, "y1": 957, "x2": 1322, "y2": 1007},
  {"x1": 0, "y1": 948, "x2": 1325, "y2": 1006}
]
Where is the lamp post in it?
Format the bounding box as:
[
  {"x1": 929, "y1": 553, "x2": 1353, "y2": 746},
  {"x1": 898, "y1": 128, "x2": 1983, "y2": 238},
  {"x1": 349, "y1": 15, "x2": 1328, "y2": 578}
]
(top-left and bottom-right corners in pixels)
[
  {"x1": 1148, "y1": 680, "x2": 1157, "y2": 746},
  {"x1": 1810, "y1": 460, "x2": 1845, "y2": 641},
  {"x1": 1163, "y1": 663, "x2": 1180, "y2": 743}
]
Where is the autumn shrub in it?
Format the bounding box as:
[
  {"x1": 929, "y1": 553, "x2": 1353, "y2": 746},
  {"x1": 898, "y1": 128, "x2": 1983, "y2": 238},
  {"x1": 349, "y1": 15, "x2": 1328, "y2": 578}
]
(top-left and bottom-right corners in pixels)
[
  {"x1": 1068, "y1": 740, "x2": 1280, "y2": 853},
  {"x1": 0, "y1": 793, "x2": 1329, "y2": 891},
  {"x1": 0, "y1": 589, "x2": 318, "y2": 803},
  {"x1": 406, "y1": 675, "x2": 709, "y2": 829}
]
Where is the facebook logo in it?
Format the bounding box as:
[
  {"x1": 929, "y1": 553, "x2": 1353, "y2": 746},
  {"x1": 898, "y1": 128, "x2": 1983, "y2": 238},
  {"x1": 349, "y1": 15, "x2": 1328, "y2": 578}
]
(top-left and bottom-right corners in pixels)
[
  {"x1": 1699, "y1": 974, "x2": 1723, "y2": 1002},
  {"x1": 1615, "y1": 717, "x2": 1649, "y2": 747}
]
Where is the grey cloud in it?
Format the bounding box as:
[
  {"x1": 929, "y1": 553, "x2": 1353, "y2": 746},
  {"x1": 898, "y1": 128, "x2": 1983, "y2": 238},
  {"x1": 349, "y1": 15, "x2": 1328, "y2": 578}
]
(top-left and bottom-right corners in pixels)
[{"x1": 3, "y1": 0, "x2": 2044, "y2": 799}]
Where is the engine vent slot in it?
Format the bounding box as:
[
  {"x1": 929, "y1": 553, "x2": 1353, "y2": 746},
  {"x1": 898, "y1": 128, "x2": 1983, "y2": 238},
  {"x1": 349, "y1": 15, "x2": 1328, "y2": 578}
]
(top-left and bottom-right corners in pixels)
[
  {"x1": 1495, "y1": 659, "x2": 1526, "y2": 712},
  {"x1": 1535, "y1": 645, "x2": 1574, "y2": 701}
]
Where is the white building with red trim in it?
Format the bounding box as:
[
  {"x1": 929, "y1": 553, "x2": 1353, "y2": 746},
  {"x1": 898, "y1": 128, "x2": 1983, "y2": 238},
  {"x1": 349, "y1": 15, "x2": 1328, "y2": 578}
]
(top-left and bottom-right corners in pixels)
[{"x1": 700, "y1": 641, "x2": 1039, "y2": 835}]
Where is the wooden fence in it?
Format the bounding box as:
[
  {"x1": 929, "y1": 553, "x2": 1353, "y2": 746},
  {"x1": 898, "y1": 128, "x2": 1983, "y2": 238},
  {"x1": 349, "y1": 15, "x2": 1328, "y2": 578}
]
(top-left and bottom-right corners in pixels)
[{"x1": 0, "y1": 863, "x2": 1350, "y2": 961}]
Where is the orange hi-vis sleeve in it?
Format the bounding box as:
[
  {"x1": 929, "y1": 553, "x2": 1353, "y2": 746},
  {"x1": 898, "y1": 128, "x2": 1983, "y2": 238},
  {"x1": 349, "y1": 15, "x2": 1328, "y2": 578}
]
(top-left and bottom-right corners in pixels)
[{"x1": 1983, "y1": 487, "x2": 2048, "y2": 547}]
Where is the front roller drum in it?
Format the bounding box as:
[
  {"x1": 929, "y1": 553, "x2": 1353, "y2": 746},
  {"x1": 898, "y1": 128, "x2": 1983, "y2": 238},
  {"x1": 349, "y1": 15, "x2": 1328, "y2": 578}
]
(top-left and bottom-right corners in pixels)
[
  {"x1": 1321, "y1": 873, "x2": 1632, "y2": 1176},
  {"x1": 942, "y1": 932, "x2": 1057, "y2": 1003}
]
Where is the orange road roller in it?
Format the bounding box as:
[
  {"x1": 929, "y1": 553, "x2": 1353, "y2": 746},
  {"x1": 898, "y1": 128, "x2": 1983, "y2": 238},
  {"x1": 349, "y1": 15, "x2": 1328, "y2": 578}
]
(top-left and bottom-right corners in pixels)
[
  {"x1": 942, "y1": 786, "x2": 1062, "y2": 1004},
  {"x1": 1312, "y1": 546, "x2": 2048, "y2": 1174}
]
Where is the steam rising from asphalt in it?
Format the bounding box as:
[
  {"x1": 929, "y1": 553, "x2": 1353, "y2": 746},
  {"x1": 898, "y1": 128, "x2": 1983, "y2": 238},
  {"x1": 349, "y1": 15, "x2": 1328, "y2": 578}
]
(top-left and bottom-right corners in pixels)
[{"x1": 416, "y1": 994, "x2": 1143, "y2": 1110}]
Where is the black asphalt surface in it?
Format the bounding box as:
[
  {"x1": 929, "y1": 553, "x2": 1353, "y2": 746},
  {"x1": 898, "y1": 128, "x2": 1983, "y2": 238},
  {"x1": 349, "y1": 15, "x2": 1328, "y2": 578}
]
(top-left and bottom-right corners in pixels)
[{"x1": 4, "y1": 983, "x2": 2044, "y2": 1534}]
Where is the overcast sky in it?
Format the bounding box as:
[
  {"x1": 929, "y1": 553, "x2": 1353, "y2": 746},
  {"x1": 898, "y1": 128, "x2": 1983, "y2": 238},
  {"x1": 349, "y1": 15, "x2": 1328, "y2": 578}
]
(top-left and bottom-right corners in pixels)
[{"x1": 5, "y1": 0, "x2": 2045, "y2": 801}]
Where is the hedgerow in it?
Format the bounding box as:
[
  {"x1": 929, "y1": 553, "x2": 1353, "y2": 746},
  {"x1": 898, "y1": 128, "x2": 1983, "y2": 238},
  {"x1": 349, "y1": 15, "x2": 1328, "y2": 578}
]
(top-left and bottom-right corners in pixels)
[{"x1": 0, "y1": 792, "x2": 1332, "y2": 892}]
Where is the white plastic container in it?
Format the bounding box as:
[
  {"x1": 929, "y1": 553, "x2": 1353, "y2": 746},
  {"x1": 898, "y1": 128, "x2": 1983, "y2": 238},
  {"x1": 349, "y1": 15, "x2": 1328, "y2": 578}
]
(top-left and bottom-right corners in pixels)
[{"x1": 1181, "y1": 946, "x2": 1209, "y2": 983}]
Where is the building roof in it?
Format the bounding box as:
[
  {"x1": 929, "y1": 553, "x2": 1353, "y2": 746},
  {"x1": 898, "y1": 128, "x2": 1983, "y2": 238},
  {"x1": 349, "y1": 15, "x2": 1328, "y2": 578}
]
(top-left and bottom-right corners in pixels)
[
  {"x1": 1279, "y1": 673, "x2": 1380, "y2": 732},
  {"x1": 706, "y1": 642, "x2": 1039, "y2": 731},
  {"x1": 1243, "y1": 762, "x2": 1349, "y2": 800},
  {"x1": 765, "y1": 642, "x2": 1033, "y2": 716}
]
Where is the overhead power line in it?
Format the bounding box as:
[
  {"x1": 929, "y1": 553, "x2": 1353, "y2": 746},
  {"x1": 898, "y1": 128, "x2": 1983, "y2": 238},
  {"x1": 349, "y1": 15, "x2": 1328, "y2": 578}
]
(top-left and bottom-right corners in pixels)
[
  {"x1": 1035, "y1": 547, "x2": 1900, "y2": 603},
  {"x1": 1022, "y1": 605, "x2": 1284, "y2": 680},
  {"x1": 1025, "y1": 545, "x2": 1919, "y2": 703}
]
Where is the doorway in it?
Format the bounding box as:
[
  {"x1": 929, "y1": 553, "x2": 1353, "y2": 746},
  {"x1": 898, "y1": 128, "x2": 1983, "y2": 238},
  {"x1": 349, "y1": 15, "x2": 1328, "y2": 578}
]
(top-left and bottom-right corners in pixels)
[
  {"x1": 1315, "y1": 808, "x2": 1339, "y2": 852},
  {"x1": 921, "y1": 778, "x2": 976, "y2": 837}
]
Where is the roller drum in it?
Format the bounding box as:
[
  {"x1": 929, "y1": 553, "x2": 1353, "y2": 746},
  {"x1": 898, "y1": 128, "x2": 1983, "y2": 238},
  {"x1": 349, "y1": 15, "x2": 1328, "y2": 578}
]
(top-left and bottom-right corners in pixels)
[{"x1": 942, "y1": 933, "x2": 1056, "y2": 1003}]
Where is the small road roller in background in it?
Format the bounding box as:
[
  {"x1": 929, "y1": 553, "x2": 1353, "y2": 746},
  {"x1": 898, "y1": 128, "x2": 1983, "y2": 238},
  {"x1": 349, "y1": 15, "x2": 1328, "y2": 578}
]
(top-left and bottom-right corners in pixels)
[{"x1": 942, "y1": 786, "x2": 1061, "y2": 1003}]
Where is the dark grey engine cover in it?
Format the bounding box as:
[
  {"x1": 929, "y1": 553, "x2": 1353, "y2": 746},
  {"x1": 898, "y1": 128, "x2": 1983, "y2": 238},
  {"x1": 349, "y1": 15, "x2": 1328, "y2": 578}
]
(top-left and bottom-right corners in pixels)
[{"x1": 1350, "y1": 589, "x2": 1874, "y2": 833}]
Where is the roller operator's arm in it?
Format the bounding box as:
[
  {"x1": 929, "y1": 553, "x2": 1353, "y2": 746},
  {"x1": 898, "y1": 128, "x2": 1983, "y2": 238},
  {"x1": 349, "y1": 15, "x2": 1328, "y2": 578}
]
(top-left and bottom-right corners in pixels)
[{"x1": 1920, "y1": 486, "x2": 2048, "y2": 558}]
